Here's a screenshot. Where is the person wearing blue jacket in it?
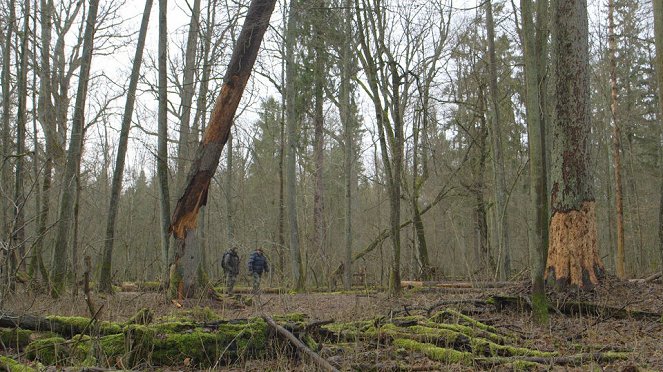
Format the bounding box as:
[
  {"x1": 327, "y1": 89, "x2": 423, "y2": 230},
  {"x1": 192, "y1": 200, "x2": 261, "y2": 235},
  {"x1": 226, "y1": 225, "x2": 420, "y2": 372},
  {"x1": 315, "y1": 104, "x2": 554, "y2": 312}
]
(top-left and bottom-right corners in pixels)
[{"x1": 247, "y1": 248, "x2": 269, "y2": 293}]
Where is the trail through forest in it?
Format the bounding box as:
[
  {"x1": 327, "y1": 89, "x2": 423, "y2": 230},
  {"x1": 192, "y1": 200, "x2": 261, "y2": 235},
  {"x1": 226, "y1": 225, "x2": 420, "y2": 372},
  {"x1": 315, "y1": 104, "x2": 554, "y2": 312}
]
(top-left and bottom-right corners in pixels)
[{"x1": 1, "y1": 276, "x2": 661, "y2": 371}]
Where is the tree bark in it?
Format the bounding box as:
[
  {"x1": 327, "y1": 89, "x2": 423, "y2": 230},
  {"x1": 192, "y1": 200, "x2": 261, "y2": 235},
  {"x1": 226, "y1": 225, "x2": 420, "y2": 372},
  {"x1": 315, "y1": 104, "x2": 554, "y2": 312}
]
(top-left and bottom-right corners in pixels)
[
  {"x1": 51, "y1": 0, "x2": 100, "y2": 296},
  {"x1": 285, "y1": 0, "x2": 305, "y2": 291},
  {"x1": 485, "y1": 0, "x2": 510, "y2": 280},
  {"x1": 168, "y1": 0, "x2": 278, "y2": 298},
  {"x1": 546, "y1": 0, "x2": 604, "y2": 289},
  {"x1": 654, "y1": 0, "x2": 663, "y2": 272},
  {"x1": 608, "y1": 0, "x2": 625, "y2": 279},
  {"x1": 521, "y1": 0, "x2": 549, "y2": 322},
  {"x1": 157, "y1": 0, "x2": 172, "y2": 284},
  {"x1": 98, "y1": 0, "x2": 153, "y2": 293}
]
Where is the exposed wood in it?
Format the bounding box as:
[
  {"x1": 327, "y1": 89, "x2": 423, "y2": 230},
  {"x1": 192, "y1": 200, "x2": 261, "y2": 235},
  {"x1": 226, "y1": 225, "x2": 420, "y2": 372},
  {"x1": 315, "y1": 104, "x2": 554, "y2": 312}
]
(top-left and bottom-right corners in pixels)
[
  {"x1": 262, "y1": 315, "x2": 339, "y2": 372},
  {"x1": 401, "y1": 280, "x2": 516, "y2": 289}
]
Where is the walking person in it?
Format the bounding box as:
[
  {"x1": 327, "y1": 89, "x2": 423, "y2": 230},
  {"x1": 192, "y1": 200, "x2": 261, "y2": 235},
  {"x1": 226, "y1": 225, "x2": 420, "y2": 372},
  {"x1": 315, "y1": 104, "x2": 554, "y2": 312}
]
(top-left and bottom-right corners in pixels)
[
  {"x1": 247, "y1": 247, "x2": 268, "y2": 294},
  {"x1": 221, "y1": 246, "x2": 240, "y2": 295}
]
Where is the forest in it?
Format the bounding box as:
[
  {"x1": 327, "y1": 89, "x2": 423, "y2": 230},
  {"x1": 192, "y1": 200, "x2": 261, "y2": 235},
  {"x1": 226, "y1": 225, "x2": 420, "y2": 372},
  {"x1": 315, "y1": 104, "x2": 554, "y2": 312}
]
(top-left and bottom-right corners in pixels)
[{"x1": 0, "y1": 0, "x2": 662, "y2": 370}]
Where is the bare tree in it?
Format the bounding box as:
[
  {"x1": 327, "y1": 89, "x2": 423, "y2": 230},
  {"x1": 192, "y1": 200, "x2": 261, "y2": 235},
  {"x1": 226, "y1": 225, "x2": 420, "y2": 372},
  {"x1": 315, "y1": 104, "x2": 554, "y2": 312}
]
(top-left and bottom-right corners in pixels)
[
  {"x1": 285, "y1": 0, "x2": 304, "y2": 291},
  {"x1": 521, "y1": 0, "x2": 549, "y2": 322},
  {"x1": 608, "y1": 0, "x2": 626, "y2": 279},
  {"x1": 51, "y1": 0, "x2": 101, "y2": 296},
  {"x1": 485, "y1": 0, "x2": 510, "y2": 280},
  {"x1": 157, "y1": 0, "x2": 171, "y2": 283},
  {"x1": 98, "y1": 0, "x2": 153, "y2": 293}
]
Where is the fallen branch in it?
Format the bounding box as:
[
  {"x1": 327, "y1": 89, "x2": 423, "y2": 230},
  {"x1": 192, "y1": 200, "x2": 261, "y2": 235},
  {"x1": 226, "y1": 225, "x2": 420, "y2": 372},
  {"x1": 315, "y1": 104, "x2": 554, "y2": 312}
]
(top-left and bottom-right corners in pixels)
[
  {"x1": 262, "y1": 315, "x2": 339, "y2": 372},
  {"x1": 629, "y1": 272, "x2": 662, "y2": 283}
]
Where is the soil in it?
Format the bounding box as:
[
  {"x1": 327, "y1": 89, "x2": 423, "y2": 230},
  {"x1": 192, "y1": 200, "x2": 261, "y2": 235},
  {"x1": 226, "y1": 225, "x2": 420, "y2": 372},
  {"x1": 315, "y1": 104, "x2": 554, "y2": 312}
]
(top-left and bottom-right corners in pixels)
[{"x1": 2, "y1": 275, "x2": 662, "y2": 371}]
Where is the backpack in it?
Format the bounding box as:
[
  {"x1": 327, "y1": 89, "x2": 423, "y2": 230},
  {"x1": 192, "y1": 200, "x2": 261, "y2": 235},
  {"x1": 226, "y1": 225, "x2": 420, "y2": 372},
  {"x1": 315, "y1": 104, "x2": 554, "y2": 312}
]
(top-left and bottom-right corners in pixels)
[{"x1": 222, "y1": 252, "x2": 231, "y2": 271}]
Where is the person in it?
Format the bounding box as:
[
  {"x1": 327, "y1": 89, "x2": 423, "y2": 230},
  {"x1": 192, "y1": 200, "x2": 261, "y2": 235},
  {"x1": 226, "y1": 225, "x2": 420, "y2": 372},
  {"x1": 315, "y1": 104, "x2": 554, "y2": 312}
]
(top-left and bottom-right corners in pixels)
[
  {"x1": 221, "y1": 246, "x2": 240, "y2": 294},
  {"x1": 247, "y1": 247, "x2": 268, "y2": 294}
]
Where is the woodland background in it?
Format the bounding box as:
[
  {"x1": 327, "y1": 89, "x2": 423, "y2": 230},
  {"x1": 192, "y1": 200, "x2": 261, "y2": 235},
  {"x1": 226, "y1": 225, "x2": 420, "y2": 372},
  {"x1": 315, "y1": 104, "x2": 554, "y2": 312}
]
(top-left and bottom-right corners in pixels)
[{"x1": 0, "y1": 0, "x2": 660, "y2": 296}]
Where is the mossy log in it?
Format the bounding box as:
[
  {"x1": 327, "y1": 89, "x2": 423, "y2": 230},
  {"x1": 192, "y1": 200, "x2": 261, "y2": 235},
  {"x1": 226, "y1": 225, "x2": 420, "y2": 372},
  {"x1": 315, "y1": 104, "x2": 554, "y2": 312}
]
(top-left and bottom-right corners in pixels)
[
  {"x1": 0, "y1": 313, "x2": 122, "y2": 338},
  {"x1": 0, "y1": 355, "x2": 42, "y2": 372},
  {"x1": 489, "y1": 295, "x2": 662, "y2": 320},
  {"x1": 0, "y1": 327, "x2": 34, "y2": 349},
  {"x1": 21, "y1": 317, "x2": 268, "y2": 368}
]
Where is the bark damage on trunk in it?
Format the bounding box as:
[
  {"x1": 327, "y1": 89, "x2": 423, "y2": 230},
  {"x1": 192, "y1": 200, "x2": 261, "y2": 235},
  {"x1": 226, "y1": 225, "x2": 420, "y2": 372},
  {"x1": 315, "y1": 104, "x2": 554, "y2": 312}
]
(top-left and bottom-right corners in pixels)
[
  {"x1": 546, "y1": 201, "x2": 604, "y2": 288},
  {"x1": 168, "y1": 0, "x2": 277, "y2": 299}
]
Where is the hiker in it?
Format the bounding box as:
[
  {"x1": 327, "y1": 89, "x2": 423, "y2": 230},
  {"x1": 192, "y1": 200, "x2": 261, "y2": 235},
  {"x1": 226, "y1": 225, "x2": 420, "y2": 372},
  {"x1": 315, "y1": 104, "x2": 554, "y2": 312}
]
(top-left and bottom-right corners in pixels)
[
  {"x1": 221, "y1": 246, "x2": 240, "y2": 294},
  {"x1": 247, "y1": 247, "x2": 269, "y2": 293}
]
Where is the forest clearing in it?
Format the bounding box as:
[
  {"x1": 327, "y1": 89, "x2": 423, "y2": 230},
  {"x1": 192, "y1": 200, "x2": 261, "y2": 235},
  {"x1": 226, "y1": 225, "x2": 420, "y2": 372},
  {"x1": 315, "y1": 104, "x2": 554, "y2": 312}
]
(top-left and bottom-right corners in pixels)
[{"x1": 1, "y1": 275, "x2": 662, "y2": 371}]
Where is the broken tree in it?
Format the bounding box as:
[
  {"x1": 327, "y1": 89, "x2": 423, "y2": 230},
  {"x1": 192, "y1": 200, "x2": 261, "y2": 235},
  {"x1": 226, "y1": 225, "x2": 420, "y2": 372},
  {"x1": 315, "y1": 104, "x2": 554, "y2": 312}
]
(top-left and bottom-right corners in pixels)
[{"x1": 168, "y1": 0, "x2": 278, "y2": 299}]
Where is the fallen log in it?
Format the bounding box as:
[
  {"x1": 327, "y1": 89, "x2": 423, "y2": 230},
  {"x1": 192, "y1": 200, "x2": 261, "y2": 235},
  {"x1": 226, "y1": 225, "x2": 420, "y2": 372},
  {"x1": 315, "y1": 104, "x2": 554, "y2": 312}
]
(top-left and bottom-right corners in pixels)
[
  {"x1": 401, "y1": 280, "x2": 517, "y2": 289},
  {"x1": 0, "y1": 312, "x2": 122, "y2": 338},
  {"x1": 262, "y1": 315, "x2": 339, "y2": 372},
  {"x1": 489, "y1": 295, "x2": 662, "y2": 320}
]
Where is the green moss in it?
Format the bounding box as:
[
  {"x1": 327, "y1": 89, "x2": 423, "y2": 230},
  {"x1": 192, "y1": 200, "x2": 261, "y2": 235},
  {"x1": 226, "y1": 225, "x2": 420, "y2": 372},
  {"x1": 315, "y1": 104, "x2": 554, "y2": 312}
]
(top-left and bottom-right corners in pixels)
[
  {"x1": 181, "y1": 306, "x2": 220, "y2": 322},
  {"x1": 0, "y1": 355, "x2": 38, "y2": 372},
  {"x1": 431, "y1": 309, "x2": 500, "y2": 335},
  {"x1": 24, "y1": 336, "x2": 68, "y2": 365},
  {"x1": 322, "y1": 320, "x2": 379, "y2": 340},
  {"x1": 470, "y1": 337, "x2": 557, "y2": 358},
  {"x1": 531, "y1": 293, "x2": 549, "y2": 325},
  {"x1": 393, "y1": 338, "x2": 472, "y2": 364},
  {"x1": 45, "y1": 316, "x2": 123, "y2": 336},
  {"x1": 0, "y1": 328, "x2": 32, "y2": 349},
  {"x1": 420, "y1": 321, "x2": 506, "y2": 344}
]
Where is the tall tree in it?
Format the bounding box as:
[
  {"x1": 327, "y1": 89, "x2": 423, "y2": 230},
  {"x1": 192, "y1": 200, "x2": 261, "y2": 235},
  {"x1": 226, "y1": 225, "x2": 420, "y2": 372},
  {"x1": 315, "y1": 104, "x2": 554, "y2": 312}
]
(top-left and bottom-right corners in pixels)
[
  {"x1": 98, "y1": 0, "x2": 153, "y2": 293},
  {"x1": 51, "y1": 0, "x2": 101, "y2": 296},
  {"x1": 312, "y1": 0, "x2": 327, "y2": 277},
  {"x1": 608, "y1": 0, "x2": 625, "y2": 279},
  {"x1": 546, "y1": 0, "x2": 604, "y2": 289},
  {"x1": 1, "y1": 0, "x2": 16, "y2": 253},
  {"x1": 157, "y1": 0, "x2": 171, "y2": 283},
  {"x1": 654, "y1": 0, "x2": 663, "y2": 271},
  {"x1": 168, "y1": 0, "x2": 278, "y2": 298},
  {"x1": 285, "y1": 0, "x2": 305, "y2": 291},
  {"x1": 13, "y1": 0, "x2": 30, "y2": 273},
  {"x1": 521, "y1": 0, "x2": 549, "y2": 322},
  {"x1": 485, "y1": 0, "x2": 510, "y2": 280}
]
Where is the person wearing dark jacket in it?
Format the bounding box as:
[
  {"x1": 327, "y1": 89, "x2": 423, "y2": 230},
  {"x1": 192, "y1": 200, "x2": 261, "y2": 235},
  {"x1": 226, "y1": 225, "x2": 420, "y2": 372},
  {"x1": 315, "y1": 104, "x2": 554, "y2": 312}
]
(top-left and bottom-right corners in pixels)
[
  {"x1": 247, "y1": 248, "x2": 268, "y2": 293},
  {"x1": 221, "y1": 246, "x2": 240, "y2": 294}
]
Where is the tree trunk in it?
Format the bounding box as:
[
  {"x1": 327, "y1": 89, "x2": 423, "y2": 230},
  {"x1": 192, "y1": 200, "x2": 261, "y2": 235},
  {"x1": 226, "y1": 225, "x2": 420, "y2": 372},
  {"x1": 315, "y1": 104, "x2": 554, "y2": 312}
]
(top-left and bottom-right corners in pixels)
[
  {"x1": 168, "y1": 0, "x2": 278, "y2": 298},
  {"x1": 521, "y1": 0, "x2": 549, "y2": 322},
  {"x1": 1, "y1": 0, "x2": 16, "y2": 267},
  {"x1": 340, "y1": 0, "x2": 353, "y2": 290},
  {"x1": 13, "y1": 0, "x2": 30, "y2": 273},
  {"x1": 312, "y1": 1, "x2": 327, "y2": 281},
  {"x1": 157, "y1": 0, "x2": 172, "y2": 284},
  {"x1": 31, "y1": 0, "x2": 55, "y2": 287},
  {"x1": 654, "y1": 0, "x2": 663, "y2": 272},
  {"x1": 285, "y1": 0, "x2": 305, "y2": 291},
  {"x1": 546, "y1": 0, "x2": 604, "y2": 289},
  {"x1": 485, "y1": 0, "x2": 510, "y2": 280},
  {"x1": 51, "y1": 0, "x2": 100, "y2": 297},
  {"x1": 226, "y1": 132, "x2": 234, "y2": 245},
  {"x1": 174, "y1": 0, "x2": 201, "y2": 196},
  {"x1": 99, "y1": 0, "x2": 153, "y2": 293},
  {"x1": 608, "y1": 0, "x2": 625, "y2": 279}
]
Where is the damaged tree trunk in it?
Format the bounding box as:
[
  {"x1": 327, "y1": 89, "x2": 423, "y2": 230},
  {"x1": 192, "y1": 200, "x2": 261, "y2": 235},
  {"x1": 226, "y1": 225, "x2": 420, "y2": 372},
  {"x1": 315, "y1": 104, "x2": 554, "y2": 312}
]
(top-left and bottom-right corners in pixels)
[
  {"x1": 545, "y1": 0, "x2": 604, "y2": 289},
  {"x1": 168, "y1": 0, "x2": 277, "y2": 299}
]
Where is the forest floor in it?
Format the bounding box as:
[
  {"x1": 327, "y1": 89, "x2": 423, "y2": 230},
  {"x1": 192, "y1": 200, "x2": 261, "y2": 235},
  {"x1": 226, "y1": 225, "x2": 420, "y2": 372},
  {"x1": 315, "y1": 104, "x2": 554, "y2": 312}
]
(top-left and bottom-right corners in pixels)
[{"x1": 1, "y1": 274, "x2": 662, "y2": 371}]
